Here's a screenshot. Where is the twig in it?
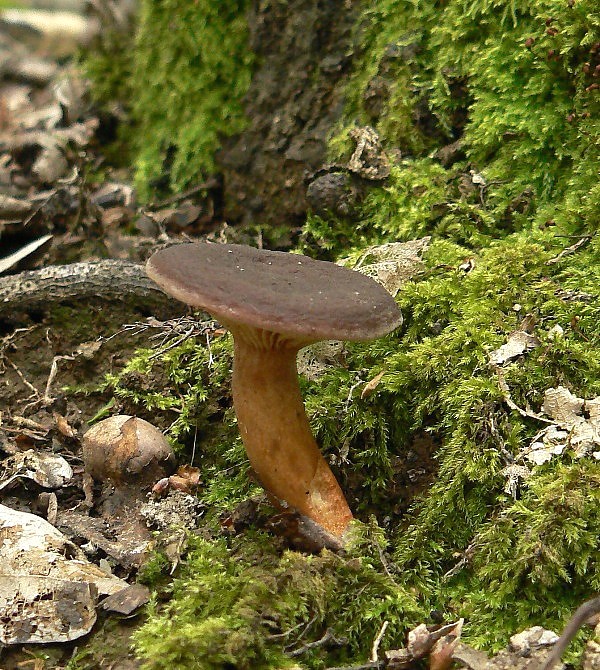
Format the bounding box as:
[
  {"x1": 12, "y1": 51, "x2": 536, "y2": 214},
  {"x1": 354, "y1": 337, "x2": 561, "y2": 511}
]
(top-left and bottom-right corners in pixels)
[
  {"x1": 345, "y1": 378, "x2": 364, "y2": 410},
  {"x1": 541, "y1": 596, "x2": 600, "y2": 670},
  {"x1": 190, "y1": 424, "x2": 198, "y2": 467},
  {"x1": 375, "y1": 544, "x2": 398, "y2": 582},
  {"x1": 370, "y1": 620, "x2": 389, "y2": 663},
  {"x1": 11, "y1": 416, "x2": 47, "y2": 431},
  {"x1": 325, "y1": 663, "x2": 384, "y2": 670},
  {"x1": 3, "y1": 356, "x2": 40, "y2": 398},
  {"x1": 148, "y1": 325, "x2": 196, "y2": 360},
  {"x1": 206, "y1": 330, "x2": 214, "y2": 367},
  {"x1": 0, "y1": 326, "x2": 36, "y2": 355},
  {"x1": 443, "y1": 542, "x2": 476, "y2": 579},
  {"x1": 267, "y1": 618, "x2": 311, "y2": 642},
  {"x1": 494, "y1": 366, "x2": 554, "y2": 424},
  {"x1": 0, "y1": 260, "x2": 173, "y2": 317},
  {"x1": 287, "y1": 629, "x2": 345, "y2": 658},
  {"x1": 147, "y1": 179, "x2": 218, "y2": 209},
  {"x1": 44, "y1": 353, "x2": 78, "y2": 403},
  {"x1": 545, "y1": 235, "x2": 592, "y2": 265}
]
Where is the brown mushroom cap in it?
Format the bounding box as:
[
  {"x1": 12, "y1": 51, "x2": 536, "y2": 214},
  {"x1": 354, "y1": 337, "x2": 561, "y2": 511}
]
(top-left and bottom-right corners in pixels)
[
  {"x1": 146, "y1": 243, "x2": 402, "y2": 342},
  {"x1": 83, "y1": 415, "x2": 175, "y2": 484}
]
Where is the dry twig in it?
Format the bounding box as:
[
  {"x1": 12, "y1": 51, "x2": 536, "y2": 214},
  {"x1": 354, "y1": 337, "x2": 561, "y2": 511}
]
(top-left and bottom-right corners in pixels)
[
  {"x1": 545, "y1": 235, "x2": 592, "y2": 265},
  {"x1": 370, "y1": 620, "x2": 389, "y2": 663},
  {"x1": 0, "y1": 260, "x2": 173, "y2": 317}
]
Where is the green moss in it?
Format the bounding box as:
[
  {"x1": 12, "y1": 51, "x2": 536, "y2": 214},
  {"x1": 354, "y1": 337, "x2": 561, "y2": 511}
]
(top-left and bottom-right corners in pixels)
[
  {"x1": 84, "y1": 0, "x2": 253, "y2": 199},
  {"x1": 447, "y1": 461, "x2": 599, "y2": 655},
  {"x1": 134, "y1": 526, "x2": 424, "y2": 670},
  {"x1": 325, "y1": 0, "x2": 599, "y2": 238},
  {"x1": 131, "y1": 0, "x2": 253, "y2": 197},
  {"x1": 112, "y1": 233, "x2": 600, "y2": 665}
]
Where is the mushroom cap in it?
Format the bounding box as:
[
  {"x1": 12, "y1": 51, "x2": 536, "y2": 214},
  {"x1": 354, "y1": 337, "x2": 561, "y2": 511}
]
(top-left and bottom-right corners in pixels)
[
  {"x1": 83, "y1": 415, "x2": 175, "y2": 484},
  {"x1": 146, "y1": 243, "x2": 402, "y2": 342}
]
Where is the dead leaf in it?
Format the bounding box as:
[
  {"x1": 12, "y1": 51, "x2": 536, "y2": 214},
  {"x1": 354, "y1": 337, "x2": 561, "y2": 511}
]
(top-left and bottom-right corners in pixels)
[
  {"x1": 297, "y1": 340, "x2": 344, "y2": 381},
  {"x1": 91, "y1": 182, "x2": 135, "y2": 209},
  {"x1": 32, "y1": 141, "x2": 68, "y2": 183},
  {"x1": 430, "y1": 619, "x2": 463, "y2": 670},
  {"x1": 510, "y1": 627, "x2": 559, "y2": 654},
  {"x1": 353, "y1": 237, "x2": 430, "y2": 296},
  {"x1": 489, "y1": 330, "x2": 540, "y2": 366},
  {"x1": 53, "y1": 412, "x2": 75, "y2": 438},
  {"x1": 0, "y1": 504, "x2": 128, "y2": 645},
  {"x1": 458, "y1": 258, "x2": 475, "y2": 273},
  {"x1": 347, "y1": 126, "x2": 391, "y2": 180},
  {"x1": 165, "y1": 464, "x2": 201, "y2": 494},
  {"x1": 0, "y1": 449, "x2": 72, "y2": 491},
  {"x1": 523, "y1": 386, "x2": 600, "y2": 463},
  {"x1": 57, "y1": 506, "x2": 150, "y2": 569},
  {"x1": 100, "y1": 584, "x2": 150, "y2": 615},
  {"x1": 385, "y1": 620, "x2": 465, "y2": 669},
  {"x1": 361, "y1": 370, "x2": 385, "y2": 399}
]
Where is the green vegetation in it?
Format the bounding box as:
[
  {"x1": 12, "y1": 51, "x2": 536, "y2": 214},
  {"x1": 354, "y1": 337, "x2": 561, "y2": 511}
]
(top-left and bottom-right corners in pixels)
[
  {"x1": 84, "y1": 0, "x2": 253, "y2": 198},
  {"x1": 114, "y1": 232, "x2": 600, "y2": 668},
  {"x1": 90, "y1": 0, "x2": 600, "y2": 666},
  {"x1": 134, "y1": 528, "x2": 423, "y2": 670}
]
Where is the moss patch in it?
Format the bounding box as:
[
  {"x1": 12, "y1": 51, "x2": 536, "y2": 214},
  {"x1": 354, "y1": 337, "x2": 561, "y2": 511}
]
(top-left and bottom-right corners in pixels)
[
  {"x1": 133, "y1": 526, "x2": 424, "y2": 670},
  {"x1": 84, "y1": 0, "x2": 253, "y2": 199}
]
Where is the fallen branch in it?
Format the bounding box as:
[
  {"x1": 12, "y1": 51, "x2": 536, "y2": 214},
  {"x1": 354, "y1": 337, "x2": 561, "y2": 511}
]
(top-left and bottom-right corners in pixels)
[{"x1": 0, "y1": 260, "x2": 173, "y2": 317}]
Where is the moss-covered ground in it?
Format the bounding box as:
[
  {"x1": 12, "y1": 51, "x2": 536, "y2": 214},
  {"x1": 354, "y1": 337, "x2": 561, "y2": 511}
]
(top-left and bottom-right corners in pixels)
[{"x1": 84, "y1": 0, "x2": 600, "y2": 667}]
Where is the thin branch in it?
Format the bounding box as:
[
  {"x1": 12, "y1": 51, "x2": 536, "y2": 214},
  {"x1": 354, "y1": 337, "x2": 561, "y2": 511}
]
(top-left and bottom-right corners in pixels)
[
  {"x1": 545, "y1": 235, "x2": 592, "y2": 265},
  {"x1": 494, "y1": 366, "x2": 554, "y2": 424},
  {"x1": 287, "y1": 629, "x2": 346, "y2": 658},
  {"x1": 370, "y1": 620, "x2": 389, "y2": 663},
  {"x1": 146, "y1": 178, "x2": 219, "y2": 209},
  {"x1": 3, "y1": 356, "x2": 40, "y2": 398},
  {"x1": 325, "y1": 663, "x2": 384, "y2": 670}
]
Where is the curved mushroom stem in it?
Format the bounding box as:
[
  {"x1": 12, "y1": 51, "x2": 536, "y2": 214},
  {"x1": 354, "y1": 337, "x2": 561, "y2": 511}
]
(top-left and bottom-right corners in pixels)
[{"x1": 228, "y1": 326, "x2": 353, "y2": 538}]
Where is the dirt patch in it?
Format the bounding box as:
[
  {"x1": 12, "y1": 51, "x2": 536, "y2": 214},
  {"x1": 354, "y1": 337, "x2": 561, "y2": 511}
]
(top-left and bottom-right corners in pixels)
[{"x1": 0, "y1": 302, "x2": 157, "y2": 421}]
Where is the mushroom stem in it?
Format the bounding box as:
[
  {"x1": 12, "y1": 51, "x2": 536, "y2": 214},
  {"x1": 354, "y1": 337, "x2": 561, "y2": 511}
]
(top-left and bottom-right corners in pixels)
[{"x1": 229, "y1": 328, "x2": 353, "y2": 538}]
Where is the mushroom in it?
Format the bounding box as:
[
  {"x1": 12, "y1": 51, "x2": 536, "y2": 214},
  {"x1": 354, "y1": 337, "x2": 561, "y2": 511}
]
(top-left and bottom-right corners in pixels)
[
  {"x1": 146, "y1": 243, "x2": 402, "y2": 538},
  {"x1": 83, "y1": 415, "x2": 175, "y2": 485}
]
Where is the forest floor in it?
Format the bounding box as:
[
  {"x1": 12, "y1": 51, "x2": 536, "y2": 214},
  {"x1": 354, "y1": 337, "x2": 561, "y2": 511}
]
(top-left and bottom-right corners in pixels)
[{"x1": 0, "y1": 4, "x2": 599, "y2": 670}]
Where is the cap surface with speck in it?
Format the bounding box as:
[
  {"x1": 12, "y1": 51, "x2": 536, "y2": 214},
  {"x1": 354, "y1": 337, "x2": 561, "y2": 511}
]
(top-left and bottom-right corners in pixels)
[{"x1": 146, "y1": 243, "x2": 402, "y2": 342}]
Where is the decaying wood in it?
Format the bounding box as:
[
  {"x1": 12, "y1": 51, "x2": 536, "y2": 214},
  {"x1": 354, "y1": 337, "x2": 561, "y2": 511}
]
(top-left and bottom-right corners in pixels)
[{"x1": 0, "y1": 260, "x2": 173, "y2": 316}]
